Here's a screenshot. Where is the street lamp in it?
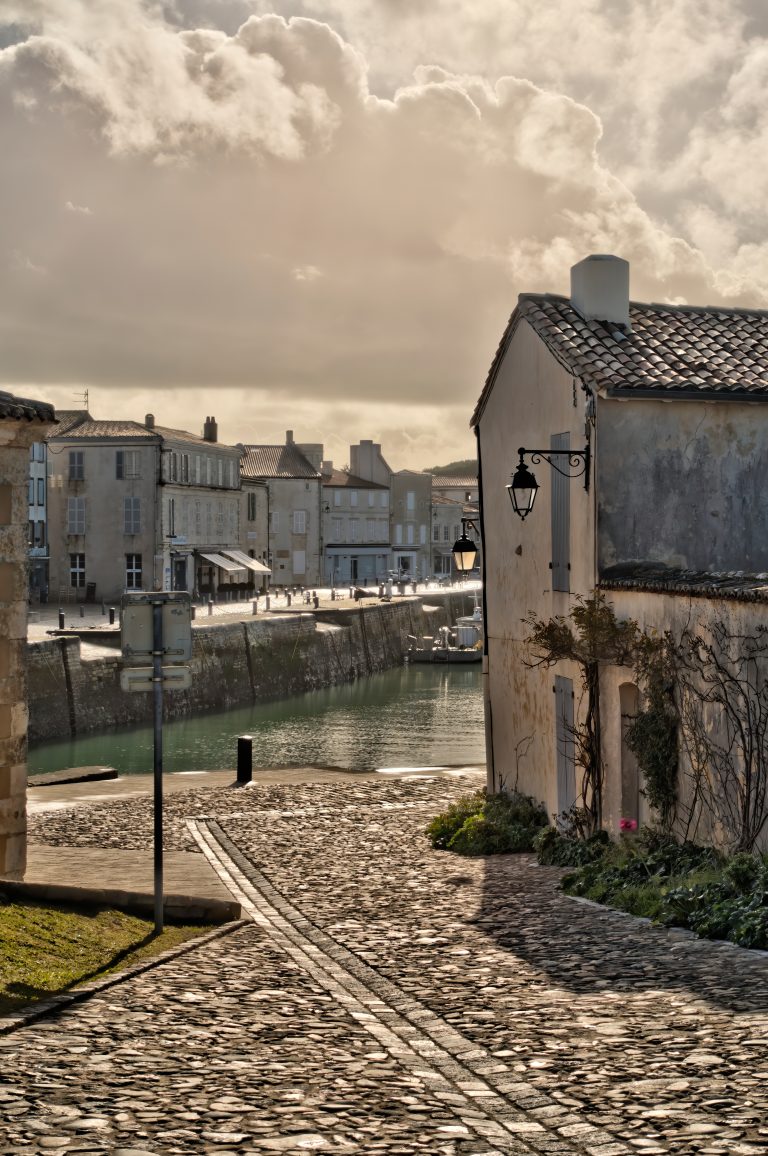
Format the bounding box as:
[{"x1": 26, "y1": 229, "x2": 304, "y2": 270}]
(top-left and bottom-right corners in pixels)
[
  {"x1": 452, "y1": 518, "x2": 479, "y2": 574},
  {"x1": 507, "y1": 444, "x2": 590, "y2": 520}
]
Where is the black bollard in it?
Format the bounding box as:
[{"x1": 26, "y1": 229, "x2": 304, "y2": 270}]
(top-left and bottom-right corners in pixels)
[
  {"x1": 108, "y1": 606, "x2": 115, "y2": 625},
  {"x1": 237, "y1": 734, "x2": 253, "y2": 784},
  {"x1": 191, "y1": 604, "x2": 196, "y2": 620},
  {"x1": 58, "y1": 608, "x2": 65, "y2": 629},
  {"x1": 79, "y1": 604, "x2": 85, "y2": 619}
]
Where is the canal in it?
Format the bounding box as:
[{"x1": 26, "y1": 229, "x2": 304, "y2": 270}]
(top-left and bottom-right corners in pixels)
[{"x1": 28, "y1": 665, "x2": 485, "y2": 777}]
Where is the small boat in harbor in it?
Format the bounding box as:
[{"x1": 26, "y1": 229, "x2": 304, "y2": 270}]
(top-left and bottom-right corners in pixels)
[{"x1": 406, "y1": 604, "x2": 483, "y2": 664}]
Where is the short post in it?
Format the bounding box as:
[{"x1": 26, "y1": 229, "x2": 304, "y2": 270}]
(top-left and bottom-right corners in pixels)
[
  {"x1": 58, "y1": 608, "x2": 65, "y2": 629},
  {"x1": 109, "y1": 606, "x2": 116, "y2": 625},
  {"x1": 190, "y1": 605, "x2": 196, "y2": 620},
  {"x1": 101, "y1": 601, "x2": 106, "y2": 616},
  {"x1": 287, "y1": 592, "x2": 292, "y2": 607},
  {"x1": 313, "y1": 592, "x2": 319, "y2": 608},
  {"x1": 207, "y1": 597, "x2": 213, "y2": 616},
  {"x1": 237, "y1": 734, "x2": 253, "y2": 784},
  {"x1": 252, "y1": 600, "x2": 258, "y2": 615},
  {"x1": 79, "y1": 604, "x2": 85, "y2": 619},
  {"x1": 331, "y1": 589, "x2": 336, "y2": 601},
  {"x1": 265, "y1": 595, "x2": 271, "y2": 611}
]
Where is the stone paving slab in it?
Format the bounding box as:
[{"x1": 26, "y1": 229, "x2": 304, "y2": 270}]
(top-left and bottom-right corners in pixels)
[{"x1": 8, "y1": 771, "x2": 768, "y2": 1154}]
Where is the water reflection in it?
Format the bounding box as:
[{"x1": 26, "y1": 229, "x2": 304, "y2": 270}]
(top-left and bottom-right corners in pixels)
[{"x1": 29, "y1": 665, "x2": 485, "y2": 776}]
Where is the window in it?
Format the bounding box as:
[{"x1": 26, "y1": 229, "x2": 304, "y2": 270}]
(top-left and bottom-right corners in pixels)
[
  {"x1": 194, "y1": 456, "x2": 201, "y2": 483},
  {"x1": 406, "y1": 523, "x2": 414, "y2": 544},
  {"x1": 229, "y1": 461, "x2": 235, "y2": 488},
  {"x1": 68, "y1": 451, "x2": 84, "y2": 480},
  {"x1": 334, "y1": 491, "x2": 342, "y2": 507},
  {"x1": 443, "y1": 525, "x2": 450, "y2": 541},
  {"x1": 368, "y1": 491, "x2": 375, "y2": 507},
  {"x1": 116, "y1": 450, "x2": 140, "y2": 479},
  {"x1": 406, "y1": 490, "x2": 415, "y2": 511},
  {"x1": 217, "y1": 459, "x2": 223, "y2": 486},
  {"x1": 247, "y1": 492, "x2": 257, "y2": 521},
  {"x1": 70, "y1": 553, "x2": 86, "y2": 588},
  {"x1": 206, "y1": 458, "x2": 212, "y2": 485},
  {"x1": 28, "y1": 478, "x2": 34, "y2": 505},
  {"x1": 349, "y1": 519, "x2": 359, "y2": 542},
  {"x1": 332, "y1": 517, "x2": 342, "y2": 539},
  {"x1": 380, "y1": 492, "x2": 388, "y2": 508},
  {"x1": 168, "y1": 497, "x2": 175, "y2": 537},
  {"x1": 269, "y1": 510, "x2": 279, "y2": 531},
  {"x1": 293, "y1": 509, "x2": 306, "y2": 534},
  {"x1": 366, "y1": 518, "x2": 375, "y2": 540},
  {"x1": 168, "y1": 453, "x2": 178, "y2": 482},
  {"x1": 181, "y1": 454, "x2": 190, "y2": 483},
  {"x1": 67, "y1": 496, "x2": 85, "y2": 535},
  {"x1": 350, "y1": 490, "x2": 358, "y2": 507},
  {"x1": 395, "y1": 523, "x2": 402, "y2": 545},
  {"x1": 420, "y1": 524, "x2": 427, "y2": 545},
  {"x1": 33, "y1": 521, "x2": 45, "y2": 548},
  {"x1": 377, "y1": 519, "x2": 388, "y2": 539},
  {"x1": 433, "y1": 524, "x2": 440, "y2": 541},
  {"x1": 125, "y1": 553, "x2": 142, "y2": 589},
  {"x1": 28, "y1": 519, "x2": 34, "y2": 546},
  {"x1": 124, "y1": 496, "x2": 141, "y2": 534},
  {"x1": 35, "y1": 442, "x2": 45, "y2": 462},
  {"x1": 37, "y1": 477, "x2": 45, "y2": 505}
]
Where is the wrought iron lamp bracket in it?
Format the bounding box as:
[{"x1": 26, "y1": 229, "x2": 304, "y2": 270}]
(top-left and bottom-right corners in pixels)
[{"x1": 517, "y1": 445, "x2": 591, "y2": 491}]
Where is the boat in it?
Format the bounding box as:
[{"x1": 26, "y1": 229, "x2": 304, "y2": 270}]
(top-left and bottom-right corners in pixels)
[{"x1": 406, "y1": 603, "x2": 483, "y2": 663}]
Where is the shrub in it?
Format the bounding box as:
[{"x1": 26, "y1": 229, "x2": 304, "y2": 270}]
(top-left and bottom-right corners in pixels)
[
  {"x1": 427, "y1": 790, "x2": 547, "y2": 856},
  {"x1": 534, "y1": 827, "x2": 610, "y2": 867}
]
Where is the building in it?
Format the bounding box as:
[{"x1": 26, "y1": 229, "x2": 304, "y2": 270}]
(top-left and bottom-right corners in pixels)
[
  {"x1": 47, "y1": 412, "x2": 259, "y2": 601},
  {"x1": 0, "y1": 389, "x2": 55, "y2": 880},
  {"x1": 240, "y1": 431, "x2": 323, "y2": 586},
  {"x1": 389, "y1": 470, "x2": 432, "y2": 580},
  {"x1": 27, "y1": 439, "x2": 48, "y2": 601},
  {"x1": 431, "y1": 475, "x2": 479, "y2": 578},
  {"x1": 473, "y1": 253, "x2": 768, "y2": 846},
  {"x1": 321, "y1": 465, "x2": 390, "y2": 585}
]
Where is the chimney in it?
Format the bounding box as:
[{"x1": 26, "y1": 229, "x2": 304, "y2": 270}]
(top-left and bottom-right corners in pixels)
[
  {"x1": 570, "y1": 254, "x2": 631, "y2": 330},
  {"x1": 286, "y1": 429, "x2": 294, "y2": 445},
  {"x1": 203, "y1": 415, "x2": 218, "y2": 443},
  {"x1": 321, "y1": 459, "x2": 334, "y2": 477},
  {"x1": 145, "y1": 413, "x2": 155, "y2": 429}
]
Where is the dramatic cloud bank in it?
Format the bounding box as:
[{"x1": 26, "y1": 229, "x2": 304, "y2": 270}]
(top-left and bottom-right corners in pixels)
[{"x1": 1, "y1": 1, "x2": 765, "y2": 466}]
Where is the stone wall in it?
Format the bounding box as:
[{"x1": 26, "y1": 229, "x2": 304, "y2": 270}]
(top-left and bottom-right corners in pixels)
[{"x1": 29, "y1": 592, "x2": 476, "y2": 744}]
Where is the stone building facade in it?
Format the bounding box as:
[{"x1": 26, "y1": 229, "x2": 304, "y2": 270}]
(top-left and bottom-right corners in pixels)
[{"x1": 0, "y1": 389, "x2": 55, "y2": 880}]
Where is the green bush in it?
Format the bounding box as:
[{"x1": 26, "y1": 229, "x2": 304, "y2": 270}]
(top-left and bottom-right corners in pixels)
[
  {"x1": 426, "y1": 790, "x2": 547, "y2": 856},
  {"x1": 534, "y1": 827, "x2": 610, "y2": 867}
]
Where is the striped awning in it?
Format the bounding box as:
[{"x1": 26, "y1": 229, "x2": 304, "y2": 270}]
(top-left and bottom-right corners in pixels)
[
  {"x1": 199, "y1": 552, "x2": 245, "y2": 573},
  {"x1": 222, "y1": 549, "x2": 271, "y2": 574}
]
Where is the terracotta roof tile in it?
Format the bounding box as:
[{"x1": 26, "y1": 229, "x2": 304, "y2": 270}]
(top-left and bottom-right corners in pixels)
[
  {"x1": 241, "y1": 444, "x2": 321, "y2": 480},
  {"x1": 473, "y1": 293, "x2": 768, "y2": 425},
  {"x1": 50, "y1": 419, "x2": 159, "y2": 442},
  {"x1": 0, "y1": 390, "x2": 55, "y2": 422},
  {"x1": 322, "y1": 469, "x2": 387, "y2": 489}
]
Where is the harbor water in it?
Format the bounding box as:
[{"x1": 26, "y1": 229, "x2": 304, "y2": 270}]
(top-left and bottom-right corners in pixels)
[{"x1": 28, "y1": 665, "x2": 485, "y2": 777}]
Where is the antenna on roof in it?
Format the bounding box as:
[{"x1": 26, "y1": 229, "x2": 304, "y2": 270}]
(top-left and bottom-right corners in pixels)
[{"x1": 74, "y1": 388, "x2": 89, "y2": 410}]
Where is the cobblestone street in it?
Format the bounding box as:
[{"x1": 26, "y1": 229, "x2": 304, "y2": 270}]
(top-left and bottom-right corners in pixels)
[{"x1": 2, "y1": 771, "x2": 767, "y2": 1154}]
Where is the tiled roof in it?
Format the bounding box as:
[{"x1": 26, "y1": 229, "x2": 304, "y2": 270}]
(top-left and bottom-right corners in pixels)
[
  {"x1": 431, "y1": 475, "x2": 477, "y2": 488},
  {"x1": 474, "y1": 293, "x2": 768, "y2": 424},
  {"x1": 51, "y1": 409, "x2": 90, "y2": 433},
  {"x1": 154, "y1": 424, "x2": 235, "y2": 450},
  {"x1": 241, "y1": 444, "x2": 321, "y2": 480},
  {"x1": 600, "y1": 563, "x2": 768, "y2": 604},
  {"x1": 50, "y1": 420, "x2": 159, "y2": 442},
  {"x1": 0, "y1": 390, "x2": 55, "y2": 422},
  {"x1": 322, "y1": 469, "x2": 387, "y2": 489}
]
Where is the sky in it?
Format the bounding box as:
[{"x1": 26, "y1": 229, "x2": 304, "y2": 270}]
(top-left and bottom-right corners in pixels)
[{"x1": 2, "y1": 0, "x2": 768, "y2": 469}]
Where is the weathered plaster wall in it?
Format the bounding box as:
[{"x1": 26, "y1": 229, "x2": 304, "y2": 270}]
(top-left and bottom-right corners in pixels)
[
  {"x1": 598, "y1": 397, "x2": 768, "y2": 575},
  {"x1": 477, "y1": 319, "x2": 596, "y2": 815},
  {"x1": 601, "y1": 588, "x2": 768, "y2": 850},
  {"x1": 28, "y1": 593, "x2": 475, "y2": 744}
]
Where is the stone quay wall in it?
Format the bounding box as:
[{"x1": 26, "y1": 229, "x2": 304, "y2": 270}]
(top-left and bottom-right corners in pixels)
[{"x1": 28, "y1": 592, "x2": 477, "y2": 744}]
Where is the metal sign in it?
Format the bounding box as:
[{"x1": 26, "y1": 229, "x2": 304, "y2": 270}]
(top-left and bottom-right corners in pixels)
[
  {"x1": 121, "y1": 591, "x2": 192, "y2": 665},
  {"x1": 120, "y1": 665, "x2": 192, "y2": 693}
]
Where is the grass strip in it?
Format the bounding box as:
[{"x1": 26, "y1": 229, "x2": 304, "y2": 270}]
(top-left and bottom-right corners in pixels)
[{"x1": 0, "y1": 899, "x2": 207, "y2": 1014}]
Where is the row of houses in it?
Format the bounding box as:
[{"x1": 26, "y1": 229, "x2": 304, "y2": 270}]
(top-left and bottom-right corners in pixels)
[{"x1": 28, "y1": 413, "x2": 480, "y2": 602}]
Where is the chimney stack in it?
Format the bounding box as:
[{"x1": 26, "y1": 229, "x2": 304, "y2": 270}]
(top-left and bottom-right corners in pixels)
[
  {"x1": 203, "y1": 415, "x2": 218, "y2": 443},
  {"x1": 145, "y1": 413, "x2": 155, "y2": 430},
  {"x1": 286, "y1": 429, "x2": 294, "y2": 445},
  {"x1": 570, "y1": 254, "x2": 631, "y2": 330}
]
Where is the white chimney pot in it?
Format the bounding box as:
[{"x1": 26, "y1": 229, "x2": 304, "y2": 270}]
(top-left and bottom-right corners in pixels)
[{"x1": 570, "y1": 254, "x2": 631, "y2": 330}]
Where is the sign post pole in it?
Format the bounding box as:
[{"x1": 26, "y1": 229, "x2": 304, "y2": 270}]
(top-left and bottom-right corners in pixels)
[{"x1": 152, "y1": 598, "x2": 164, "y2": 935}]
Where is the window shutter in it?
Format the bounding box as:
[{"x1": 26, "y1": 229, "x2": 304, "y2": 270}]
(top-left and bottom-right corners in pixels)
[
  {"x1": 550, "y1": 432, "x2": 570, "y2": 592},
  {"x1": 555, "y1": 675, "x2": 576, "y2": 813}
]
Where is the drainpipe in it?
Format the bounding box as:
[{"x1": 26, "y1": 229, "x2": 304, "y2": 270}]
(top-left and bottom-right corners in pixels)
[{"x1": 474, "y1": 424, "x2": 495, "y2": 795}]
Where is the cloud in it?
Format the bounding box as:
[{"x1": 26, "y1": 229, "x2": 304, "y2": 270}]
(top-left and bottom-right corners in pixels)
[{"x1": 0, "y1": 1, "x2": 765, "y2": 467}]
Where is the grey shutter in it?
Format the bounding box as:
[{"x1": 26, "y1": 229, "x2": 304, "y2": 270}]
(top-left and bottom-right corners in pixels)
[
  {"x1": 555, "y1": 675, "x2": 576, "y2": 813},
  {"x1": 550, "y1": 432, "x2": 570, "y2": 592}
]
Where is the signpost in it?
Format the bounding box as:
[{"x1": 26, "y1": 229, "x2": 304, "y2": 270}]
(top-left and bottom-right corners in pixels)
[{"x1": 120, "y1": 592, "x2": 192, "y2": 934}]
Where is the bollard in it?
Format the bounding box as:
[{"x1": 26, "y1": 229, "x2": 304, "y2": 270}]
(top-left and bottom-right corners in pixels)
[
  {"x1": 79, "y1": 604, "x2": 85, "y2": 618},
  {"x1": 313, "y1": 593, "x2": 319, "y2": 609},
  {"x1": 191, "y1": 605, "x2": 196, "y2": 620},
  {"x1": 331, "y1": 589, "x2": 336, "y2": 601},
  {"x1": 108, "y1": 606, "x2": 116, "y2": 625},
  {"x1": 58, "y1": 608, "x2": 65, "y2": 629},
  {"x1": 378, "y1": 584, "x2": 384, "y2": 597},
  {"x1": 208, "y1": 597, "x2": 213, "y2": 617},
  {"x1": 265, "y1": 595, "x2": 271, "y2": 611},
  {"x1": 237, "y1": 734, "x2": 253, "y2": 784},
  {"x1": 252, "y1": 600, "x2": 258, "y2": 615},
  {"x1": 101, "y1": 601, "x2": 106, "y2": 617},
  {"x1": 287, "y1": 592, "x2": 292, "y2": 607}
]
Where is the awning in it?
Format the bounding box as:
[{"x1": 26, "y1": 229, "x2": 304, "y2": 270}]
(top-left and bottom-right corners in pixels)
[
  {"x1": 222, "y1": 549, "x2": 272, "y2": 575},
  {"x1": 199, "y1": 552, "x2": 246, "y2": 573}
]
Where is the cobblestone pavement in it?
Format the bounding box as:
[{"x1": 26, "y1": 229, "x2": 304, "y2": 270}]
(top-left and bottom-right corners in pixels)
[{"x1": 7, "y1": 772, "x2": 768, "y2": 1154}]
